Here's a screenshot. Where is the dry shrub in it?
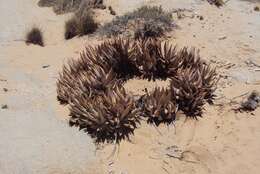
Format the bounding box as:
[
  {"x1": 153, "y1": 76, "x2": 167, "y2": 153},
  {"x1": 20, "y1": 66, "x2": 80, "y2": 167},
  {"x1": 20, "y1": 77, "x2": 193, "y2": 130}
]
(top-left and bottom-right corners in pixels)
[
  {"x1": 64, "y1": 17, "x2": 78, "y2": 39},
  {"x1": 25, "y1": 27, "x2": 44, "y2": 46},
  {"x1": 77, "y1": 11, "x2": 98, "y2": 35},
  {"x1": 69, "y1": 86, "x2": 141, "y2": 143},
  {"x1": 207, "y1": 0, "x2": 225, "y2": 7},
  {"x1": 140, "y1": 87, "x2": 178, "y2": 125},
  {"x1": 38, "y1": 0, "x2": 104, "y2": 14},
  {"x1": 134, "y1": 21, "x2": 165, "y2": 39},
  {"x1": 64, "y1": 10, "x2": 98, "y2": 39},
  {"x1": 99, "y1": 6, "x2": 174, "y2": 38}
]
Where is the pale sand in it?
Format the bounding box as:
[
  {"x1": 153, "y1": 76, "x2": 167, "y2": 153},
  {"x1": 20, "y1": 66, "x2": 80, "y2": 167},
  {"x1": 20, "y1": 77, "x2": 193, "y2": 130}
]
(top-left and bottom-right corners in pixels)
[{"x1": 0, "y1": 0, "x2": 260, "y2": 174}]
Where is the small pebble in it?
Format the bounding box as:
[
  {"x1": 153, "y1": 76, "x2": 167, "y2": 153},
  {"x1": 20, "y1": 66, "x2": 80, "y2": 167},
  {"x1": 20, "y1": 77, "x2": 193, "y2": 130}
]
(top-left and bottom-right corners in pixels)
[
  {"x1": 108, "y1": 6, "x2": 116, "y2": 15},
  {"x1": 219, "y1": 36, "x2": 227, "y2": 40},
  {"x1": 240, "y1": 91, "x2": 260, "y2": 111},
  {"x1": 42, "y1": 65, "x2": 50, "y2": 69},
  {"x1": 3, "y1": 88, "x2": 8, "y2": 92}
]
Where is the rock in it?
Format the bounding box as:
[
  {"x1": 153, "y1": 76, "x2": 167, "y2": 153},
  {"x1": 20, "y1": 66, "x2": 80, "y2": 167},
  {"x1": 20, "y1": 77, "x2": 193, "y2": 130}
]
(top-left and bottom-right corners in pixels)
[
  {"x1": 229, "y1": 68, "x2": 260, "y2": 83},
  {"x1": 245, "y1": 57, "x2": 260, "y2": 68},
  {"x1": 108, "y1": 6, "x2": 116, "y2": 16},
  {"x1": 254, "y1": 6, "x2": 259, "y2": 12},
  {"x1": 3, "y1": 88, "x2": 8, "y2": 92},
  {"x1": 240, "y1": 91, "x2": 260, "y2": 111},
  {"x1": 165, "y1": 145, "x2": 183, "y2": 159},
  {"x1": 42, "y1": 65, "x2": 50, "y2": 68},
  {"x1": 218, "y1": 36, "x2": 227, "y2": 40}
]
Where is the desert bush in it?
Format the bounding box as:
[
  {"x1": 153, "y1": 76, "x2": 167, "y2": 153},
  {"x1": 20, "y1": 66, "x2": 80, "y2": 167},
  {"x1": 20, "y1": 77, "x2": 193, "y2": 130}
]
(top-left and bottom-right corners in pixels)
[
  {"x1": 99, "y1": 6, "x2": 174, "y2": 38},
  {"x1": 69, "y1": 86, "x2": 141, "y2": 143},
  {"x1": 64, "y1": 17, "x2": 78, "y2": 39},
  {"x1": 64, "y1": 11, "x2": 98, "y2": 39},
  {"x1": 25, "y1": 27, "x2": 44, "y2": 46},
  {"x1": 77, "y1": 11, "x2": 98, "y2": 35},
  {"x1": 38, "y1": 0, "x2": 104, "y2": 14},
  {"x1": 140, "y1": 87, "x2": 178, "y2": 125},
  {"x1": 207, "y1": 0, "x2": 224, "y2": 7},
  {"x1": 134, "y1": 20, "x2": 165, "y2": 39}
]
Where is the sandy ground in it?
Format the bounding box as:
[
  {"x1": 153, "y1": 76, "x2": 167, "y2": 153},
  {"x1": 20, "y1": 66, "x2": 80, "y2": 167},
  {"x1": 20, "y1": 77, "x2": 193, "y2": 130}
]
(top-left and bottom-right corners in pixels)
[{"x1": 1, "y1": 0, "x2": 260, "y2": 174}]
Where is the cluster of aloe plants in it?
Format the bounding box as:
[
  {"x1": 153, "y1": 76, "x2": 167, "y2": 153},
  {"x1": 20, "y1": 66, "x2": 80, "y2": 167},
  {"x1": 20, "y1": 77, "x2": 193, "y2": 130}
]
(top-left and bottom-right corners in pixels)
[{"x1": 57, "y1": 38, "x2": 218, "y2": 143}]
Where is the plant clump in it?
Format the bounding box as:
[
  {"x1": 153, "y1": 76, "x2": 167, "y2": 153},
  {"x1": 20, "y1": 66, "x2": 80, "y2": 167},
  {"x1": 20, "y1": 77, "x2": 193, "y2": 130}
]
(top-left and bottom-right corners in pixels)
[
  {"x1": 64, "y1": 10, "x2": 98, "y2": 39},
  {"x1": 99, "y1": 6, "x2": 174, "y2": 39},
  {"x1": 57, "y1": 38, "x2": 218, "y2": 144},
  {"x1": 170, "y1": 68, "x2": 206, "y2": 117},
  {"x1": 140, "y1": 87, "x2": 178, "y2": 125},
  {"x1": 25, "y1": 27, "x2": 44, "y2": 46},
  {"x1": 69, "y1": 86, "x2": 141, "y2": 143},
  {"x1": 38, "y1": 0, "x2": 105, "y2": 14},
  {"x1": 64, "y1": 17, "x2": 78, "y2": 39},
  {"x1": 135, "y1": 39, "x2": 181, "y2": 80}
]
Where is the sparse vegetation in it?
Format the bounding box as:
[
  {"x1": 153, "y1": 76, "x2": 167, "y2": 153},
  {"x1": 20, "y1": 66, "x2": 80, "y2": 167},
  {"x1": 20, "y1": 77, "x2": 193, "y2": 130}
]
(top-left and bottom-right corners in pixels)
[
  {"x1": 38, "y1": 0, "x2": 104, "y2": 14},
  {"x1": 134, "y1": 21, "x2": 165, "y2": 39},
  {"x1": 99, "y1": 6, "x2": 174, "y2": 38},
  {"x1": 25, "y1": 27, "x2": 44, "y2": 46}
]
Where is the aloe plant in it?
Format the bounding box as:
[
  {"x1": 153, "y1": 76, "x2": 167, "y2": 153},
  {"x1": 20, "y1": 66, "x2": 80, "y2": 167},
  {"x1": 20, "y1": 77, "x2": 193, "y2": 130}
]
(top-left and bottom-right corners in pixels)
[{"x1": 69, "y1": 86, "x2": 141, "y2": 143}]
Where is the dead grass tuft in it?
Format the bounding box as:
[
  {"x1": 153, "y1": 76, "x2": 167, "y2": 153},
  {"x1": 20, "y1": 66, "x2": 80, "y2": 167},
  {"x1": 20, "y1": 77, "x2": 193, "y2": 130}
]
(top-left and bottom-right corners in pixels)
[{"x1": 25, "y1": 27, "x2": 44, "y2": 46}]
